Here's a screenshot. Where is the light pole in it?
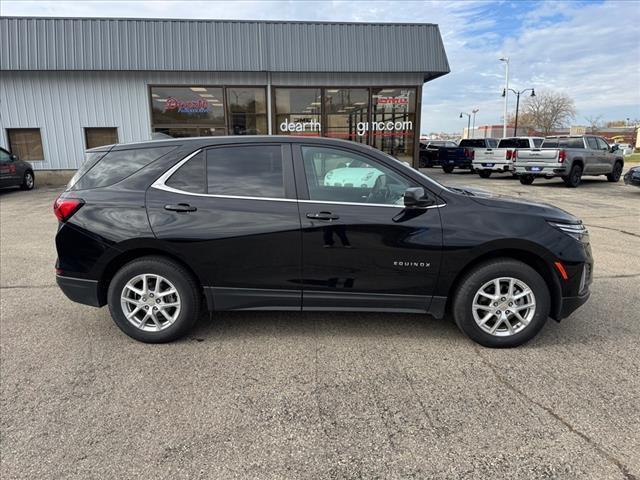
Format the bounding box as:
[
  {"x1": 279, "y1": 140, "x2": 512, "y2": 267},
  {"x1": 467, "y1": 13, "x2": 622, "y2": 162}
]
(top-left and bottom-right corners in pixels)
[
  {"x1": 502, "y1": 88, "x2": 535, "y2": 136},
  {"x1": 471, "y1": 108, "x2": 479, "y2": 138},
  {"x1": 460, "y1": 112, "x2": 471, "y2": 138},
  {"x1": 499, "y1": 57, "x2": 509, "y2": 137}
]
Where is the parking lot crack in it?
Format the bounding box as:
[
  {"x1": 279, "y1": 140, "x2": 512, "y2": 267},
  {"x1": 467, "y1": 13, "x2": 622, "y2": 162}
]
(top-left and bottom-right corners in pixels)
[
  {"x1": 0, "y1": 284, "x2": 57, "y2": 289},
  {"x1": 473, "y1": 345, "x2": 637, "y2": 480},
  {"x1": 586, "y1": 224, "x2": 640, "y2": 239}
]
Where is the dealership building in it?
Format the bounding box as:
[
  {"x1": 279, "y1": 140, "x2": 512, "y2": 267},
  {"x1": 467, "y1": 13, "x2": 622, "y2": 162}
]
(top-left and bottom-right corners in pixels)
[{"x1": 0, "y1": 16, "x2": 449, "y2": 172}]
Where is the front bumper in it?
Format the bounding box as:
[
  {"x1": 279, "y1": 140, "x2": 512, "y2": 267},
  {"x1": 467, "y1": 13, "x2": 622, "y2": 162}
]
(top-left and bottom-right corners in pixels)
[
  {"x1": 623, "y1": 171, "x2": 640, "y2": 186},
  {"x1": 56, "y1": 275, "x2": 102, "y2": 307},
  {"x1": 558, "y1": 291, "x2": 591, "y2": 320}
]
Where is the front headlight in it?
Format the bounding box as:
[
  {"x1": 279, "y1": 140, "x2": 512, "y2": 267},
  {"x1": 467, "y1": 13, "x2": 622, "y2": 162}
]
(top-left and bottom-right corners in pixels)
[{"x1": 547, "y1": 221, "x2": 588, "y2": 241}]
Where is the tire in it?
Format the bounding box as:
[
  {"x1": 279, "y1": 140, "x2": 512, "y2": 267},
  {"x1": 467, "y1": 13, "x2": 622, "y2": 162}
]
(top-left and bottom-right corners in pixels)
[
  {"x1": 452, "y1": 259, "x2": 550, "y2": 348},
  {"x1": 563, "y1": 164, "x2": 582, "y2": 188},
  {"x1": 107, "y1": 256, "x2": 201, "y2": 343},
  {"x1": 20, "y1": 170, "x2": 35, "y2": 190},
  {"x1": 519, "y1": 175, "x2": 534, "y2": 185},
  {"x1": 606, "y1": 161, "x2": 623, "y2": 182},
  {"x1": 442, "y1": 165, "x2": 454, "y2": 173},
  {"x1": 478, "y1": 170, "x2": 492, "y2": 178}
]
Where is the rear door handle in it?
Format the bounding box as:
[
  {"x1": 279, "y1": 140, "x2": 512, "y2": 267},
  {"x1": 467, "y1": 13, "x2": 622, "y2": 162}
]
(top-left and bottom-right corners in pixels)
[
  {"x1": 164, "y1": 203, "x2": 197, "y2": 212},
  {"x1": 306, "y1": 211, "x2": 339, "y2": 221}
]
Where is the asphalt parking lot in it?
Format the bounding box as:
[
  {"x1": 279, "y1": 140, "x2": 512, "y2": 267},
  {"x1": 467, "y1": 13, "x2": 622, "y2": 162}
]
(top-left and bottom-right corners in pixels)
[{"x1": 1, "y1": 168, "x2": 639, "y2": 479}]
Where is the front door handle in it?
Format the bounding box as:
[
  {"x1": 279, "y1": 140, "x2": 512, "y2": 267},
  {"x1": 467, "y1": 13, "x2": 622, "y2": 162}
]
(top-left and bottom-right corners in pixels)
[
  {"x1": 306, "y1": 211, "x2": 339, "y2": 221},
  {"x1": 164, "y1": 203, "x2": 197, "y2": 212}
]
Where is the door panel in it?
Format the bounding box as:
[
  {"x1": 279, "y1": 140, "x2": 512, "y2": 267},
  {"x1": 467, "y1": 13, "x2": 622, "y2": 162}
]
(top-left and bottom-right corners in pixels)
[
  {"x1": 146, "y1": 144, "x2": 302, "y2": 310},
  {"x1": 294, "y1": 144, "x2": 443, "y2": 311}
]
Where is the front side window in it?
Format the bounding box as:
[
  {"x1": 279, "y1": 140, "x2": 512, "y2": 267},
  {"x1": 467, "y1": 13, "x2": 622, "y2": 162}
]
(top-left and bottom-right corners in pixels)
[
  {"x1": 7, "y1": 128, "x2": 44, "y2": 161},
  {"x1": 206, "y1": 145, "x2": 283, "y2": 198},
  {"x1": 0, "y1": 148, "x2": 11, "y2": 162},
  {"x1": 302, "y1": 146, "x2": 414, "y2": 205},
  {"x1": 596, "y1": 137, "x2": 610, "y2": 150}
]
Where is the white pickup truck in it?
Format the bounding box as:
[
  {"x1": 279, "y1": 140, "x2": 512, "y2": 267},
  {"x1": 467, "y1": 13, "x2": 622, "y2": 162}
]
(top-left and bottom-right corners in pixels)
[{"x1": 473, "y1": 137, "x2": 544, "y2": 178}]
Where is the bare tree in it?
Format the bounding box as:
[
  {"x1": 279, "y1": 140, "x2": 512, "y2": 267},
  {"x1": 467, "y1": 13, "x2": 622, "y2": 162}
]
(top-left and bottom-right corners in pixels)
[
  {"x1": 584, "y1": 115, "x2": 603, "y2": 133},
  {"x1": 521, "y1": 90, "x2": 576, "y2": 135}
]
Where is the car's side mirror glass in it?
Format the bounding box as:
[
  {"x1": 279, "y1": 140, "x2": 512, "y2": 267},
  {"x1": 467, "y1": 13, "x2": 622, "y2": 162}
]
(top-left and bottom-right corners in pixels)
[
  {"x1": 403, "y1": 187, "x2": 434, "y2": 208},
  {"x1": 9, "y1": 154, "x2": 18, "y2": 161}
]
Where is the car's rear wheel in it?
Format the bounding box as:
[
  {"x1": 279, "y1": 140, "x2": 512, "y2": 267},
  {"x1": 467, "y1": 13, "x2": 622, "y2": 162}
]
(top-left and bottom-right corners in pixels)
[
  {"x1": 442, "y1": 165, "x2": 454, "y2": 173},
  {"x1": 452, "y1": 259, "x2": 550, "y2": 348},
  {"x1": 606, "y1": 161, "x2": 623, "y2": 182},
  {"x1": 563, "y1": 164, "x2": 582, "y2": 188},
  {"x1": 20, "y1": 171, "x2": 34, "y2": 190},
  {"x1": 478, "y1": 170, "x2": 492, "y2": 178},
  {"x1": 107, "y1": 256, "x2": 201, "y2": 343},
  {"x1": 519, "y1": 175, "x2": 534, "y2": 185}
]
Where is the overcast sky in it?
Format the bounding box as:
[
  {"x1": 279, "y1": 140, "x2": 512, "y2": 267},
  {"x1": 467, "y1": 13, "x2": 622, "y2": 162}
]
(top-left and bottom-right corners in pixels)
[{"x1": 3, "y1": 0, "x2": 639, "y2": 133}]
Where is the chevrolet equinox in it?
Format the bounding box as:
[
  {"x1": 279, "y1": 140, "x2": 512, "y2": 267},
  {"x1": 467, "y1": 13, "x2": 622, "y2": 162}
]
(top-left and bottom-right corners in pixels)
[{"x1": 55, "y1": 137, "x2": 592, "y2": 347}]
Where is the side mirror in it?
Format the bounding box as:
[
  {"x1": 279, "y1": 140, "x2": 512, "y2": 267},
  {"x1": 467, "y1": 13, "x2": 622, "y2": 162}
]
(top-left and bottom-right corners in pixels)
[
  {"x1": 611, "y1": 145, "x2": 619, "y2": 152},
  {"x1": 9, "y1": 154, "x2": 18, "y2": 161},
  {"x1": 403, "y1": 187, "x2": 434, "y2": 208}
]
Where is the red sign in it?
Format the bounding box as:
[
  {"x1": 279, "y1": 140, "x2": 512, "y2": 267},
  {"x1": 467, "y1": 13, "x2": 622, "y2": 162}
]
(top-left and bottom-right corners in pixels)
[
  {"x1": 164, "y1": 97, "x2": 210, "y2": 113},
  {"x1": 377, "y1": 96, "x2": 409, "y2": 105}
]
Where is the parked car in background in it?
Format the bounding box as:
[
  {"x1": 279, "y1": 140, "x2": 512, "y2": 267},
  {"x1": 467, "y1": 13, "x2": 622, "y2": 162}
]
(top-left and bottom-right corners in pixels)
[
  {"x1": 515, "y1": 135, "x2": 625, "y2": 187},
  {"x1": 613, "y1": 143, "x2": 634, "y2": 156},
  {"x1": 473, "y1": 137, "x2": 544, "y2": 178},
  {"x1": 0, "y1": 147, "x2": 35, "y2": 190},
  {"x1": 624, "y1": 166, "x2": 640, "y2": 187},
  {"x1": 55, "y1": 136, "x2": 592, "y2": 348},
  {"x1": 419, "y1": 140, "x2": 457, "y2": 168},
  {"x1": 439, "y1": 138, "x2": 498, "y2": 173}
]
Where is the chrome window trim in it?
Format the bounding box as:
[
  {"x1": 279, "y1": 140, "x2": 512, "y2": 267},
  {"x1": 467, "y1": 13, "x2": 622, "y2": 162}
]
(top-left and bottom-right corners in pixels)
[{"x1": 151, "y1": 148, "x2": 446, "y2": 209}]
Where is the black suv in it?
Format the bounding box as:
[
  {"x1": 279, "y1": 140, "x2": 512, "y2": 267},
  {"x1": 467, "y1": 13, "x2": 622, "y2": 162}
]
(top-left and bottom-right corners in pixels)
[{"x1": 55, "y1": 137, "x2": 592, "y2": 347}]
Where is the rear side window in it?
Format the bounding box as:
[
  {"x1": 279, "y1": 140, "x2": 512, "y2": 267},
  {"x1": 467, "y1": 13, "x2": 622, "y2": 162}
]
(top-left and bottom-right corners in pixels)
[
  {"x1": 498, "y1": 138, "x2": 530, "y2": 149},
  {"x1": 67, "y1": 151, "x2": 108, "y2": 189},
  {"x1": 206, "y1": 145, "x2": 284, "y2": 198},
  {"x1": 166, "y1": 152, "x2": 205, "y2": 193},
  {"x1": 72, "y1": 146, "x2": 176, "y2": 190},
  {"x1": 586, "y1": 137, "x2": 599, "y2": 149}
]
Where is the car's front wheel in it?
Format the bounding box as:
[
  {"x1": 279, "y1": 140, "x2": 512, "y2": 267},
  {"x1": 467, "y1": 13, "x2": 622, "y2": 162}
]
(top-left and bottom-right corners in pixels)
[
  {"x1": 107, "y1": 256, "x2": 201, "y2": 343},
  {"x1": 452, "y1": 259, "x2": 550, "y2": 348}
]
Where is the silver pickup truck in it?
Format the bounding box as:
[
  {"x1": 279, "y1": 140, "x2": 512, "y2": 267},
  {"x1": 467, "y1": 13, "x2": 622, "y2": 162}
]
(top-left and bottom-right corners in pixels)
[
  {"x1": 515, "y1": 135, "x2": 625, "y2": 187},
  {"x1": 473, "y1": 137, "x2": 544, "y2": 178}
]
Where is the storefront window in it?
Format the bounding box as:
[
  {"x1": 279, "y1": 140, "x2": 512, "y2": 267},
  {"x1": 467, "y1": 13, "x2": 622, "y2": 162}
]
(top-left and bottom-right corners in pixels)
[
  {"x1": 150, "y1": 87, "x2": 225, "y2": 128},
  {"x1": 274, "y1": 88, "x2": 322, "y2": 136},
  {"x1": 226, "y1": 87, "x2": 267, "y2": 135},
  {"x1": 370, "y1": 88, "x2": 416, "y2": 162},
  {"x1": 324, "y1": 89, "x2": 368, "y2": 143}
]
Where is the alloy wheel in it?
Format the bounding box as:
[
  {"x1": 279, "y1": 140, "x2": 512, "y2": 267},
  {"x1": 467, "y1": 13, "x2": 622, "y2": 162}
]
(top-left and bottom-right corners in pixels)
[
  {"x1": 120, "y1": 274, "x2": 181, "y2": 332},
  {"x1": 471, "y1": 277, "x2": 536, "y2": 337}
]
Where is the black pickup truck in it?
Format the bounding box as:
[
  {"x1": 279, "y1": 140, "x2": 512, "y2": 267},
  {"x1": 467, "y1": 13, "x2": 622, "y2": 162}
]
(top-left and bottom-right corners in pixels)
[
  {"x1": 418, "y1": 140, "x2": 458, "y2": 168},
  {"x1": 439, "y1": 138, "x2": 498, "y2": 173}
]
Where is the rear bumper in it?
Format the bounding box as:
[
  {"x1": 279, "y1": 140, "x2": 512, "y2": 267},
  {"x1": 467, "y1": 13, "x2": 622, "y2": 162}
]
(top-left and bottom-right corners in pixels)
[
  {"x1": 515, "y1": 163, "x2": 567, "y2": 177},
  {"x1": 56, "y1": 275, "x2": 102, "y2": 307},
  {"x1": 558, "y1": 291, "x2": 590, "y2": 320},
  {"x1": 472, "y1": 161, "x2": 513, "y2": 172}
]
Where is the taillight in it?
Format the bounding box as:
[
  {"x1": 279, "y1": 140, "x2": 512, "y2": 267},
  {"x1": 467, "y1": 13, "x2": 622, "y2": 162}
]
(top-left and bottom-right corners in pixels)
[
  {"x1": 506, "y1": 149, "x2": 513, "y2": 160},
  {"x1": 53, "y1": 196, "x2": 84, "y2": 222},
  {"x1": 512, "y1": 150, "x2": 517, "y2": 161},
  {"x1": 558, "y1": 150, "x2": 566, "y2": 163}
]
